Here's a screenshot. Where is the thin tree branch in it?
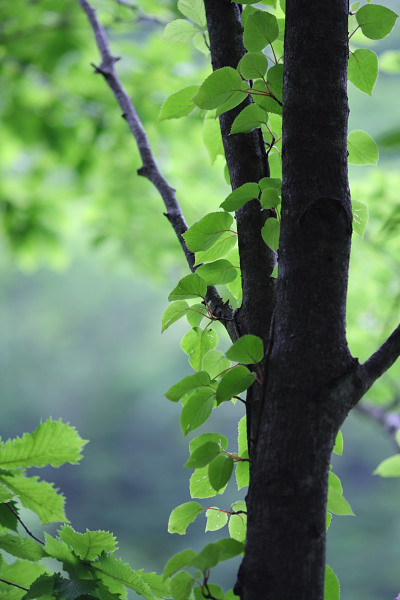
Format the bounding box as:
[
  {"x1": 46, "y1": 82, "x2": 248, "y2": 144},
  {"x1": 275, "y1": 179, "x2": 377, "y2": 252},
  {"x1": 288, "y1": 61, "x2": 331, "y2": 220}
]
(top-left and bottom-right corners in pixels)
[
  {"x1": 0, "y1": 578, "x2": 29, "y2": 592},
  {"x1": 6, "y1": 503, "x2": 45, "y2": 545},
  {"x1": 359, "y1": 324, "x2": 400, "y2": 394},
  {"x1": 77, "y1": 0, "x2": 237, "y2": 336}
]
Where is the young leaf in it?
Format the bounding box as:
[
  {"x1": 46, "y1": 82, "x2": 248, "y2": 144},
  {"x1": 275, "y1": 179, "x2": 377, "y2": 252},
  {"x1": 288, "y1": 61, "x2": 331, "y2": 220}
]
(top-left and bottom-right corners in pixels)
[
  {"x1": 0, "y1": 418, "x2": 87, "y2": 469},
  {"x1": 348, "y1": 49, "x2": 378, "y2": 96},
  {"x1": 0, "y1": 533, "x2": 46, "y2": 561},
  {"x1": 373, "y1": 454, "x2": 400, "y2": 477},
  {"x1": 190, "y1": 432, "x2": 229, "y2": 454},
  {"x1": 162, "y1": 301, "x2": 190, "y2": 332},
  {"x1": 181, "y1": 388, "x2": 215, "y2": 435},
  {"x1": 325, "y1": 565, "x2": 341, "y2": 600},
  {"x1": 261, "y1": 217, "x2": 280, "y2": 251},
  {"x1": 170, "y1": 571, "x2": 195, "y2": 600},
  {"x1": 230, "y1": 104, "x2": 268, "y2": 134},
  {"x1": 180, "y1": 327, "x2": 218, "y2": 371},
  {"x1": 238, "y1": 52, "x2": 269, "y2": 80},
  {"x1": 196, "y1": 259, "x2": 238, "y2": 285},
  {"x1": 220, "y1": 182, "x2": 260, "y2": 212},
  {"x1": 166, "y1": 371, "x2": 211, "y2": 402},
  {"x1": 348, "y1": 130, "x2": 378, "y2": 165},
  {"x1": 190, "y1": 466, "x2": 225, "y2": 498},
  {"x1": 352, "y1": 199, "x2": 369, "y2": 237},
  {"x1": 168, "y1": 274, "x2": 207, "y2": 301},
  {"x1": 236, "y1": 452, "x2": 250, "y2": 489},
  {"x1": 195, "y1": 232, "x2": 237, "y2": 264},
  {"x1": 333, "y1": 430, "x2": 344, "y2": 456},
  {"x1": 159, "y1": 86, "x2": 199, "y2": 120},
  {"x1": 238, "y1": 416, "x2": 248, "y2": 456},
  {"x1": 216, "y1": 365, "x2": 256, "y2": 404},
  {"x1": 187, "y1": 303, "x2": 209, "y2": 328},
  {"x1": 226, "y1": 334, "x2": 264, "y2": 364},
  {"x1": 205, "y1": 508, "x2": 229, "y2": 532},
  {"x1": 185, "y1": 441, "x2": 222, "y2": 468},
  {"x1": 356, "y1": 4, "x2": 398, "y2": 40},
  {"x1": 177, "y1": 0, "x2": 207, "y2": 27},
  {"x1": 183, "y1": 212, "x2": 234, "y2": 252},
  {"x1": 259, "y1": 177, "x2": 282, "y2": 209},
  {"x1": 59, "y1": 525, "x2": 118, "y2": 561},
  {"x1": 202, "y1": 349, "x2": 232, "y2": 379},
  {"x1": 228, "y1": 500, "x2": 247, "y2": 542},
  {"x1": 168, "y1": 501, "x2": 204, "y2": 535},
  {"x1": 163, "y1": 19, "x2": 199, "y2": 43},
  {"x1": 163, "y1": 549, "x2": 197, "y2": 580},
  {"x1": 244, "y1": 10, "x2": 279, "y2": 51},
  {"x1": 193, "y1": 67, "x2": 247, "y2": 110},
  {"x1": 208, "y1": 455, "x2": 234, "y2": 491}
]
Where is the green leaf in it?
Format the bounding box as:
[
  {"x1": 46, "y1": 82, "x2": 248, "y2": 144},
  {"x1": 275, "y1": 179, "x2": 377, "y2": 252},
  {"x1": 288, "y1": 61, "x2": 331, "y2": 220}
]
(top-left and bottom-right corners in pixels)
[
  {"x1": 352, "y1": 200, "x2": 369, "y2": 238},
  {"x1": 261, "y1": 217, "x2": 280, "y2": 251},
  {"x1": 202, "y1": 350, "x2": 232, "y2": 379},
  {"x1": 163, "y1": 19, "x2": 199, "y2": 43},
  {"x1": 348, "y1": 49, "x2": 378, "y2": 95},
  {"x1": 326, "y1": 512, "x2": 333, "y2": 531},
  {"x1": 226, "y1": 334, "x2": 264, "y2": 364},
  {"x1": 238, "y1": 416, "x2": 248, "y2": 456},
  {"x1": 243, "y1": 10, "x2": 279, "y2": 51},
  {"x1": 374, "y1": 454, "x2": 400, "y2": 477},
  {"x1": 92, "y1": 555, "x2": 163, "y2": 599},
  {"x1": 238, "y1": 52, "x2": 269, "y2": 80},
  {"x1": 184, "y1": 212, "x2": 234, "y2": 253},
  {"x1": 190, "y1": 466, "x2": 224, "y2": 498},
  {"x1": 0, "y1": 484, "x2": 14, "y2": 503},
  {"x1": 178, "y1": 0, "x2": 207, "y2": 27},
  {"x1": 216, "y1": 365, "x2": 256, "y2": 403},
  {"x1": 259, "y1": 177, "x2": 282, "y2": 209},
  {"x1": 205, "y1": 508, "x2": 229, "y2": 532},
  {"x1": 181, "y1": 327, "x2": 218, "y2": 371},
  {"x1": 193, "y1": 67, "x2": 247, "y2": 110},
  {"x1": 333, "y1": 430, "x2": 344, "y2": 456},
  {"x1": 0, "y1": 560, "x2": 48, "y2": 597},
  {"x1": 228, "y1": 501, "x2": 247, "y2": 542},
  {"x1": 211, "y1": 537, "x2": 244, "y2": 561},
  {"x1": 162, "y1": 301, "x2": 190, "y2": 332},
  {"x1": 196, "y1": 259, "x2": 238, "y2": 285},
  {"x1": 356, "y1": 4, "x2": 398, "y2": 40},
  {"x1": 44, "y1": 533, "x2": 81, "y2": 576},
  {"x1": 163, "y1": 549, "x2": 197, "y2": 580},
  {"x1": 236, "y1": 452, "x2": 250, "y2": 489},
  {"x1": 189, "y1": 538, "x2": 243, "y2": 571},
  {"x1": 186, "y1": 303, "x2": 209, "y2": 328},
  {"x1": 185, "y1": 441, "x2": 222, "y2": 468},
  {"x1": 159, "y1": 86, "x2": 199, "y2": 120},
  {"x1": 166, "y1": 371, "x2": 211, "y2": 402},
  {"x1": 0, "y1": 419, "x2": 87, "y2": 469},
  {"x1": 168, "y1": 501, "x2": 204, "y2": 535},
  {"x1": 180, "y1": 388, "x2": 215, "y2": 435},
  {"x1": 267, "y1": 64, "x2": 284, "y2": 104},
  {"x1": 195, "y1": 233, "x2": 237, "y2": 265},
  {"x1": 325, "y1": 565, "x2": 340, "y2": 600},
  {"x1": 220, "y1": 182, "x2": 260, "y2": 212},
  {"x1": 168, "y1": 274, "x2": 207, "y2": 301},
  {"x1": 59, "y1": 525, "x2": 117, "y2": 561},
  {"x1": 170, "y1": 571, "x2": 194, "y2": 600},
  {"x1": 252, "y1": 79, "x2": 282, "y2": 115},
  {"x1": 348, "y1": 130, "x2": 378, "y2": 165},
  {"x1": 203, "y1": 117, "x2": 224, "y2": 164},
  {"x1": 0, "y1": 533, "x2": 46, "y2": 561},
  {"x1": 0, "y1": 474, "x2": 67, "y2": 524},
  {"x1": 208, "y1": 455, "x2": 234, "y2": 491},
  {"x1": 190, "y1": 432, "x2": 229, "y2": 453},
  {"x1": 231, "y1": 104, "x2": 268, "y2": 134},
  {"x1": 327, "y1": 472, "x2": 354, "y2": 516}
]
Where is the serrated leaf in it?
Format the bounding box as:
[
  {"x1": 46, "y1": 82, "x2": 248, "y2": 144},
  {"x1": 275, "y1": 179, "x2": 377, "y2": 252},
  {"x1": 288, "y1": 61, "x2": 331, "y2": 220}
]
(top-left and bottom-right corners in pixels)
[
  {"x1": 226, "y1": 334, "x2": 264, "y2": 364},
  {"x1": 186, "y1": 304, "x2": 209, "y2": 328},
  {"x1": 163, "y1": 19, "x2": 199, "y2": 43},
  {"x1": 356, "y1": 4, "x2": 398, "y2": 40},
  {"x1": 228, "y1": 501, "x2": 247, "y2": 542},
  {"x1": 183, "y1": 212, "x2": 234, "y2": 253},
  {"x1": 220, "y1": 182, "x2": 260, "y2": 212},
  {"x1": 180, "y1": 388, "x2": 215, "y2": 435},
  {"x1": 190, "y1": 466, "x2": 224, "y2": 499},
  {"x1": 202, "y1": 350, "x2": 232, "y2": 379},
  {"x1": 163, "y1": 549, "x2": 197, "y2": 580},
  {"x1": 348, "y1": 130, "x2": 378, "y2": 165},
  {"x1": 352, "y1": 200, "x2": 369, "y2": 237},
  {"x1": 205, "y1": 508, "x2": 229, "y2": 532},
  {"x1": 0, "y1": 533, "x2": 46, "y2": 561},
  {"x1": 166, "y1": 371, "x2": 211, "y2": 403},
  {"x1": 193, "y1": 67, "x2": 247, "y2": 110},
  {"x1": 348, "y1": 49, "x2": 378, "y2": 95},
  {"x1": 203, "y1": 117, "x2": 224, "y2": 164},
  {"x1": 178, "y1": 0, "x2": 206, "y2": 27},
  {"x1": 208, "y1": 455, "x2": 234, "y2": 491},
  {"x1": 195, "y1": 233, "x2": 237, "y2": 265},
  {"x1": 190, "y1": 433, "x2": 229, "y2": 454},
  {"x1": 0, "y1": 419, "x2": 87, "y2": 469},
  {"x1": 0, "y1": 474, "x2": 67, "y2": 524},
  {"x1": 1, "y1": 560, "x2": 48, "y2": 597},
  {"x1": 325, "y1": 565, "x2": 340, "y2": 600},
  {"x1": 196, "y1": 259, "x2": 238, "y2": 285},
  {"x1": 238, "y1": 52, "x2": 269, "y2": 80},
  {"x1": 0, "y1": 484, "x2": 14, "y2": 502},
  {"x1": 44, "y1": 533, "x2": 81, "y2": 576},
  {"x1": 0, "y1": 502, "x2": 18, "y2": 531},
  {"x1": 244, "y1": 10, "x2": 279, "y2": 51},
  {"x1": 216, "y1": 365, "x2": 256, "y2": 404},
  {"x1": 162, "y1": 301, "x2": 190, "y2": 332},
  {"x1": 261, "y1": 217, "x2": 280, "y2": 252},
  {"x1": 92, "y1": 555, "x2": 159, "y2": 599},
  {"x1": 168, "y1": 502, "x2": 204, "y2": 535},
  {"x1": 23, "y1": 573, "x2": 56, "y2": 599},
  {"x1": 180, "y1": 327, "x2": 218, "y2": 371},
  {"x1": 374, "y1": 454, "x2": 400, "y2": 477},
  {"x1": 327, "y1": 472, "x2": 354, "y2": 516},
  {"x1": 159, "y1": 86, "x2": 199, "y2": 120},
  {"x1": 59, "y1": 525, "x2": 117, "y2": 561},
  {"x1": 185, "y1": 441, "x2": 221, "y2": 468},
  {"x1": 170, "y1": 571, "x2": 194, "y2": 600},
  {"x1": 231, "y1": 104, "x2": 268, "y2": 134},
  {"x1": 168, "y1": 274, "x2": 207, "y2": 301},
  {"x1": 333, "y1": 430, "x2": 344, "y2": 456}
]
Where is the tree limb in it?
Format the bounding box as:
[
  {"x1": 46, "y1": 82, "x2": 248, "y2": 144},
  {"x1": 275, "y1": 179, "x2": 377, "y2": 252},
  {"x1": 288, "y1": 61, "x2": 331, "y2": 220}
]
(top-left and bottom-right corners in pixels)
[{"x1": 359, "y1": 324, "x2": 400, "y2": 394}]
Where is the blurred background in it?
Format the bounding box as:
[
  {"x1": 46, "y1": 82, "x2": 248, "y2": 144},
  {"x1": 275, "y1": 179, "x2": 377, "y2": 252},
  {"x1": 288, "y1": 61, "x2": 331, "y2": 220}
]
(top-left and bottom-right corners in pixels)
[{"x1": 0, "y1": 0, "x2": 400, "y2": 598}]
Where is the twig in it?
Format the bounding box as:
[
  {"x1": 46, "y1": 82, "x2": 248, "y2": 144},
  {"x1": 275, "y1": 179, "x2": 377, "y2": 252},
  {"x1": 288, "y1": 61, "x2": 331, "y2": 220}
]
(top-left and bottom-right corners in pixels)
[
  {"x1": 0, "y1": 578, "x2": 29, "y2": 592},
  {"x1": 6, "y1": 503, "x2": 45, "y2": 545},
  {"x1": 360, "y1": 324, "x2": 400, "y2": 393}
]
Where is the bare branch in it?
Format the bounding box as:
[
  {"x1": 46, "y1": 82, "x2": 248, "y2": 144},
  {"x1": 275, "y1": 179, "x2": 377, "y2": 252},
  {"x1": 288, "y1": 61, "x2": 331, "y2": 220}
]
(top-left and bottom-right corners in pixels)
[
  {"x1": 359, "y1": 324, "x2": 400, "y2": 394},
  {"x1": 77, "y1": 0, "x2": 237, "y2": 335}
]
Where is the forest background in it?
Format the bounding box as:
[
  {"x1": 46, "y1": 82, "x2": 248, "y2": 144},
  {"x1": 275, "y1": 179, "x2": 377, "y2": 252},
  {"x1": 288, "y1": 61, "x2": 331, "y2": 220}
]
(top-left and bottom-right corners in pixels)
[{"x1": 1, "y1": 0, "x2": 400, "y2": 598}]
